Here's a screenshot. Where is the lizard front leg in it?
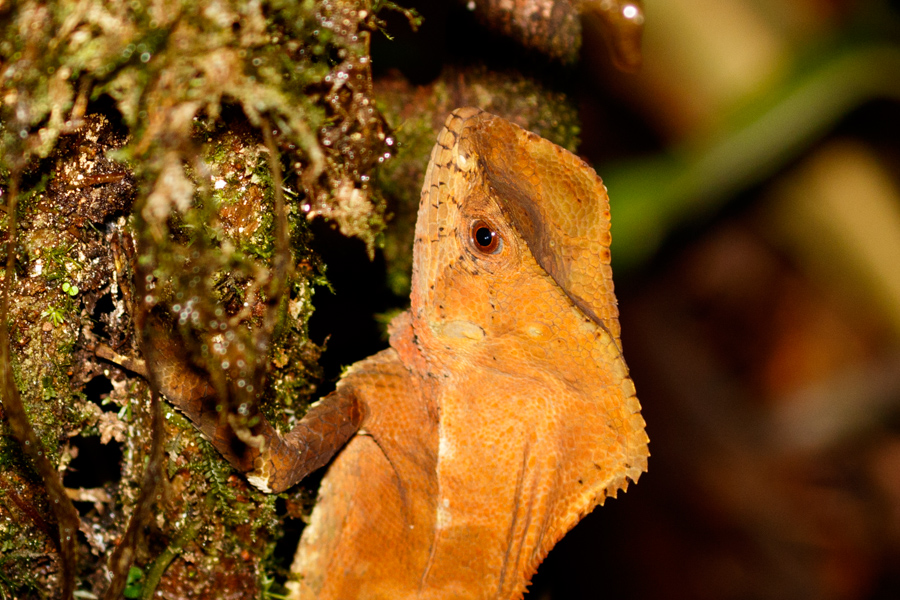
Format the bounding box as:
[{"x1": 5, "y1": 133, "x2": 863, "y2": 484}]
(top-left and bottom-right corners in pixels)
[
  {"x1": 252, "y1": 389, "x2": 366, "y2": 493},
  {"x1": 100, "y1": 321, "x2": 366, "y2": 494}
]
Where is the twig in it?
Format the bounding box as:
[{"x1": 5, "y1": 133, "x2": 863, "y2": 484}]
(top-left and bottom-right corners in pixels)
[
  {"x1": 140, "y1": 520, "x2": 202, "y2": 600},
  {"x1": 103, "y1": 213, "x2": 167, "y2": 599},
  {"x1": 102, "y1": 386, "x2": 165, "y2": 600}
]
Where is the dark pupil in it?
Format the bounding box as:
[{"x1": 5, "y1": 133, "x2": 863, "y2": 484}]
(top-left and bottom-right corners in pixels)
[{"x1": 475, "y1": 227, "x2": 494, "y2": 247}]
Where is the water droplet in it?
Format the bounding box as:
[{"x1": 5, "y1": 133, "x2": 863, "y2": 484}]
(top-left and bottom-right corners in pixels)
[{"x1": 593, "y1": 0, "x2": 644, "y2": 71}]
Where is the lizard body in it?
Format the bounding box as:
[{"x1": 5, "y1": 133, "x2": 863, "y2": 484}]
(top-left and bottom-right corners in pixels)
[
  {"x1": 153, "y1": 108, "x2": 648, "y2": 599},
  {"x1": 288, "y1": 108, "x2": 648, "y2": 598}
]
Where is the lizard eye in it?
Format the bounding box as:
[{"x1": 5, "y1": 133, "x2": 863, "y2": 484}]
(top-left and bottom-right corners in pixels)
[{"x1": 470, "y1": 220, "x2": 502, "y2": 254}]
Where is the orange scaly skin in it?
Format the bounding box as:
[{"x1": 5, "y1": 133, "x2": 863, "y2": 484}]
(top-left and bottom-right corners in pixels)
[{"x1": 287, "y1": 108, "x2": 649, "y2": 599}]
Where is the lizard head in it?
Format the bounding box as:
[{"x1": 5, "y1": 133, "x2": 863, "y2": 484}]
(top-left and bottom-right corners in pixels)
[{"x1": 411, "y1": 107, "x2": 624, "y2": 359}]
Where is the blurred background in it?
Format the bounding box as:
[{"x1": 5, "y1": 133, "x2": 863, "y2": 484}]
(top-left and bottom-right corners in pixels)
[{"x1": 315, "y1": 0, "x2": 900, "y2": 598}]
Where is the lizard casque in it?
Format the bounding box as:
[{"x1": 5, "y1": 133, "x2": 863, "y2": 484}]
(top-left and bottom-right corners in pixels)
[{"x1": 152, "y1": 108, "x2": 649, "y2": 599}]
